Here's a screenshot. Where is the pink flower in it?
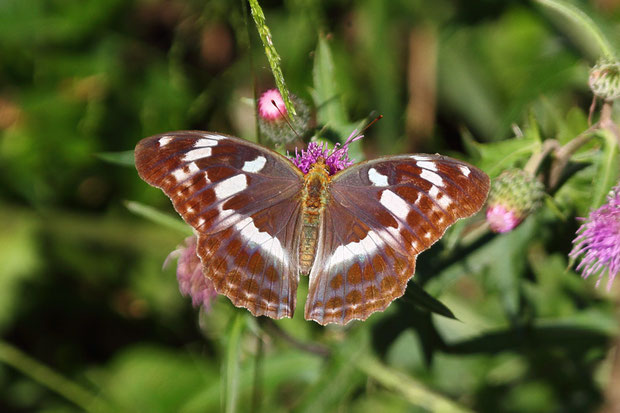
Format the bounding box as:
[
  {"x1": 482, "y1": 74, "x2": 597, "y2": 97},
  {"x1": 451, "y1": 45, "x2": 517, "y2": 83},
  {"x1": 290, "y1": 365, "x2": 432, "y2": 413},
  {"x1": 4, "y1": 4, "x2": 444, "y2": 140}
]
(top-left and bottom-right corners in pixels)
[
  {"x1": 258, "y1": 89, "x2": 287, "y2": 121},
  {"x1": 486, "y1": 204, "x2": 522, "y2": 233},
  {"x1": 290, "y1": 130, "x2": 363, "y2": 175},
  {"x1": 165, "y1": 236, "x2": 217, "y2": 310},
  {"x1": 570, "y1": 184, "x2": 620, "y2": 290}
]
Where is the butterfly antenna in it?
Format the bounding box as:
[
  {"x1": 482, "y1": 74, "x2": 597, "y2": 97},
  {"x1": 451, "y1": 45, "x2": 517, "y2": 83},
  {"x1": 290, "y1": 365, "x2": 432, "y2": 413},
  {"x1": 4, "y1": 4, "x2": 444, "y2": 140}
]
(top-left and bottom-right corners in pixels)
[
  {"x1": 271, "y1": 100, "x2": 301, "y2": 140},
  {"x1": 362, "y1": 114, "x2": 383, "y2": 134}
]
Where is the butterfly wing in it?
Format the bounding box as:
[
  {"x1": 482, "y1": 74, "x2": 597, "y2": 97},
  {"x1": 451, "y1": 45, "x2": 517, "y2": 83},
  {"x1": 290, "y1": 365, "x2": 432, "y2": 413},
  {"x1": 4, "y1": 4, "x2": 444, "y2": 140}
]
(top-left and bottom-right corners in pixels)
[
  {"x1": 135, "y1": 131, "x2": 305, "y2": 319},
  {"x1": 305, "y1": 154, "x2": 490, "y2": 325}
]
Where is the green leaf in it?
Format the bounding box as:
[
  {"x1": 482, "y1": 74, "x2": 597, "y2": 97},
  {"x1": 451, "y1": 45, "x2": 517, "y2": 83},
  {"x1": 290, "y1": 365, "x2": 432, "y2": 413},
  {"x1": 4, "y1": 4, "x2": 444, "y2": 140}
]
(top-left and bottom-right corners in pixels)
[
  {"x1": 95, "y1": 150, "x2": 135, "y2": 167},
  {"x1": 247, "y1": 0, "x2": 296, "y2": 117},
  {"x1": 448, "y1": 324, "x2": 610, "y2": 354},
  {"x1": 590, "y1": 128, "x2": 619, "y2": 209},
  {"x1": 402, "y1": 282, "x2": 457, "y2": 320},
  {"x1": 124, "y1": 201, "x2": 192, "y2": 235},
  {"x1": 312, "y1": 36, "x2": 349, "y2": 131},
  {"x1": 465, "y1": 134, "x2": 540, "y2": 176}
]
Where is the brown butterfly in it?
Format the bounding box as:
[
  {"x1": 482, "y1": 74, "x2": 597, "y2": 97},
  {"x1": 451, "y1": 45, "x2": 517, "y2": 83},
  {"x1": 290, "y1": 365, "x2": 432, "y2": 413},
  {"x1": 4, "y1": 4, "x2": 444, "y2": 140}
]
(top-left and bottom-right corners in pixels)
[{"x1": 135, "y1": 131, "x2": 489, "y2": 325}]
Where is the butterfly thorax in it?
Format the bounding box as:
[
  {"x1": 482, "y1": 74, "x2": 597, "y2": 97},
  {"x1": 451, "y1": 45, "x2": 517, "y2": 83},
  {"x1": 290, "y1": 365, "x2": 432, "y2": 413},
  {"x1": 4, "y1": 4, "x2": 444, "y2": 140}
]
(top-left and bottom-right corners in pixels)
[{"x1": 299, "y1": 158, "x2": 331, "y2": 275}]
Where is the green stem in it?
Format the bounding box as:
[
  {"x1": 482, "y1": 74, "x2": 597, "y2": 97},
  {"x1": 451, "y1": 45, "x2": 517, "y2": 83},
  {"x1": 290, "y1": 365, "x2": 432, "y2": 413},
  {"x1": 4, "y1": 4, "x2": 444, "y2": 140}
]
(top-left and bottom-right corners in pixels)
[
  {"x1": 247, "y1": 0, "x2": 296, "y2": 117},
  {"x1": 356, "y1": 355, "x2": 475, "y2": 413},
  {"x1": 224, "y1": 314, "x2": 245, "y2": 413},
  {"x1": 0, "y1": 340, "x2": 117, "y2": 413},
  {"x1": 534, "y1": 0, "x2": 615, "y2": 59}
]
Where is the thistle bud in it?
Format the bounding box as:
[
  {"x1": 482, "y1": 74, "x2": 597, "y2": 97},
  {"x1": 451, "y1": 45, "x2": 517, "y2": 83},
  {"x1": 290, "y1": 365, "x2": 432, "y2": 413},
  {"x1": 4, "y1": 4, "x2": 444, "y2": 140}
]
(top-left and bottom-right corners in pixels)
[
  {"x1": 257, "y1": 89, "x2": 310, "y2": 144},
  {"x1": 486, "y1": 169, "x2": 544, "y2": 233},
  {"x1": 589, "y1": 58, "x2": 620, "y2": 101}
]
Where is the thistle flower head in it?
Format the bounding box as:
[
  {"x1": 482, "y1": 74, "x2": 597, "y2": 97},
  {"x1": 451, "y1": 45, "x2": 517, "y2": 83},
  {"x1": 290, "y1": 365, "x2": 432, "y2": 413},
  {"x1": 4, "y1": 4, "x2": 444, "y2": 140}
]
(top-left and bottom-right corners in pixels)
[
  {"x1": 486, "y1": 204, "x2": 522, "y2": 233},
  {"x1": 290, "y1": 130, "x2": 363, "y2": 175},
  {"x1": 486, "y1": 169, "x2": 545, "y2": 233},
  {"x1": 570, "y1": 184, "x2": 620, "y2": 290},
  {"x1": 165, "y1": 236, "x2": 217, "y2": 310},
  {"x1": 257, "y1": 89, "x2": 311, "y2": 145},
  {"x1": 589, "y1": 58, "x2": 620, "y2": 101}
]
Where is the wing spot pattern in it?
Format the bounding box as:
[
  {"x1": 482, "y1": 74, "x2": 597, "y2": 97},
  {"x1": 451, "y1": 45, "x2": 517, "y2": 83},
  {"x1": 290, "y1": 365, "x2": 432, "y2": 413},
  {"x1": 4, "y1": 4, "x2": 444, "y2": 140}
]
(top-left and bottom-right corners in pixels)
[
  {"x1": 379, "y1": 190, "x2": 410, "y2": 220},
  {"x1": 214, "y1": 174, "x2": 247, "y2": 199},
  {"x1": 242, "y1": 156, "x2": 267, "y2": 173},
  {"x1": 158, "y1": 136, "x2": 172, "y2": 146},
  {"x1": 234, "y1": 217, "x2": 288, "y2": 265},
  {"x1": 172, "y1": 162, "x2": 199, "y2": 182},
  {"x1": 325, "y1": 230, "x2": 383, "y2": 270},
  {"x1": 195, "y1": 138, "x2": 220, "y2": 146},
  {"x1": 420, "y1": 169, "x2": 444, "y2": 187},
  {"x1": 459, "y1": 165, "x2": 471, "y2": 177},
  {"x1": 416, "y1": 160, "x2": 438, "y2": 171},
  {"x1": 183, "y1": 147, "x2": 212, "y2": 162},
  {"x1": 368, "y1": 167, "x2": 389, "y2": 186},
  {"x1": 429, "y1": 185, "x2": 452, "y2": 209}
]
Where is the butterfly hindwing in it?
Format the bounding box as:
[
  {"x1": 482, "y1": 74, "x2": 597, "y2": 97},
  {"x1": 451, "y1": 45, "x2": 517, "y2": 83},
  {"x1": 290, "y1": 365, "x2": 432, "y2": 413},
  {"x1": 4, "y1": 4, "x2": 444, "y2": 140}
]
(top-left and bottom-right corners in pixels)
[
  {"x1": 135, "y1": 131, "x2": 305, "y2": 319},
  {"x1": 305, "y1": 154, "x2": 490, "y2": 325}
]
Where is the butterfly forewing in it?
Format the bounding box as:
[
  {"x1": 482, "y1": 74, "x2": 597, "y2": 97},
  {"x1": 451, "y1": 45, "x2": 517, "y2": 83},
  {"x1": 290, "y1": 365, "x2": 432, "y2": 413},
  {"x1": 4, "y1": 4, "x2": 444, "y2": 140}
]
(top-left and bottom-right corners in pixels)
[
  {"x1": 305, "y1": 154, "x2": 489, "y2": 325},
  {"x1": 135, "y1": 131, "x2": 304, "y2": 319}
]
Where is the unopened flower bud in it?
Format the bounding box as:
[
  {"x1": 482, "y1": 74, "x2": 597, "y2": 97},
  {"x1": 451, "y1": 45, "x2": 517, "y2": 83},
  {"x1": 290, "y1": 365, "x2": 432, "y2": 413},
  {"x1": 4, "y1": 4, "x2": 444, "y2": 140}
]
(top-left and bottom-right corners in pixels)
[
  {"x1": 486, "y1": 169, "x2": 544, "y2": 233},
  {"x1": 589, "y1": 58, "x2": 620, "y2": 101},
  {"x1": 257, "y1": 89, "x2": 310, "y2": 144}
]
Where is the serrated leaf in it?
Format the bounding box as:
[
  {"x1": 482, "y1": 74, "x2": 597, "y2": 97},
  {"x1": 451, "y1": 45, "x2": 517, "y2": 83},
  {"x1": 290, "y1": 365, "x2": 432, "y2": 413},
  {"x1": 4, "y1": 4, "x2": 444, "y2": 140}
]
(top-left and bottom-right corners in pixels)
[{"x1": 468, "y1": 135, "x2": 540, "y2": 176}]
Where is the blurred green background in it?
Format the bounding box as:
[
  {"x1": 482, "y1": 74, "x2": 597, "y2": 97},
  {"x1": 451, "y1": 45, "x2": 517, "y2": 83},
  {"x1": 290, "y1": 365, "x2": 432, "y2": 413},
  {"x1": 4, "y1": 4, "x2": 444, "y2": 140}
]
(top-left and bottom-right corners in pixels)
[{"x1": 1, "y1": 0, "x2": 619, "y2": 412}]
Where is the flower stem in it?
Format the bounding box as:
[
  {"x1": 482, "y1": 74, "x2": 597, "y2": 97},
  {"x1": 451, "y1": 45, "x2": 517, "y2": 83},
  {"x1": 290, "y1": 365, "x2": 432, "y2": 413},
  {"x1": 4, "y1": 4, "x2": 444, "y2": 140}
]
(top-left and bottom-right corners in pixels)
[
  {"x1": 247, "y1": 0, "x2": 296, "y2": 117},
  {"x1": 355, "y1": 355, "x2": 475, "y2": 413},
  {"x1": 524, "y1": 139, "x2": 559, "y2": 176},
  {"x1": 549, "y1": 123, "x2": 600, "y2": 189},
  {"x1": 534, "y1": 0, "x2": 615, "y2": 59},
  {"x1": 0, "y1": 340, "x2": 117, "y2": 413}
]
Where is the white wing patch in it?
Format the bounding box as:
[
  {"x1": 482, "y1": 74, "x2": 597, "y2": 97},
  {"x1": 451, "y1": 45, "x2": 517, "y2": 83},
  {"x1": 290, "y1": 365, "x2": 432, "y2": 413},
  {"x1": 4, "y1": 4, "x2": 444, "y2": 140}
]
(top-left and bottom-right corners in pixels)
[
  {"x1": 242, "y1": 156, "x2": 267, "y2": 173},
  {"x1": 325, "y1": 230, "x2": 383, "y2": 270},
  {"x1": 420, "y1": 169, "x2": 444, "y2": 187},
  {"x1": 172, "y1": 162, "x2": 199, "y2": 182},
  {"x1": 380, "y1": 189, "x2": 410, "y2": 220},
  {"x1": 417, "y1": 160, "x2": 438, "y2": 171},
  {"x1": 214, "y1": 174, "x2": 247, "y2": 199},
  {"x1": 459, "y1": 165, "x2": 471, "y2": 177},
  {"x1": 429, "y1": 185, "x2": 452, "y2": 210},
  {"x1": 158, "y1": 136, "x2": 172, "y2": 146},
  {"x1": 368, "y1": 167, "x2": 389, "y2": 186},
  {"x1": 195, "y1": 138, "x2": 219, "y2": 147},
  {"x1": 183, "y1": 147, "x2": 212, "y2": 162},
  {"x1": 235, "y1": 217, "x2": 288, "y2": 265}
]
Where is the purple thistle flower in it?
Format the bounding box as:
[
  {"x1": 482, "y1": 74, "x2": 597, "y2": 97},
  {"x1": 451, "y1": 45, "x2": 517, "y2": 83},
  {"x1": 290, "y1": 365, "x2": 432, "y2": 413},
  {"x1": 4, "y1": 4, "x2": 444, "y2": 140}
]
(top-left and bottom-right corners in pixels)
[
  {"x1": 165, "y1": 236, "x2": 217, "y2": 309},
  {"x1": 570, "y1": 184, "x2": 620, "y2": 290},
  {"x1": 290, "y1": 130, "x2": 363, "y2": 175}
]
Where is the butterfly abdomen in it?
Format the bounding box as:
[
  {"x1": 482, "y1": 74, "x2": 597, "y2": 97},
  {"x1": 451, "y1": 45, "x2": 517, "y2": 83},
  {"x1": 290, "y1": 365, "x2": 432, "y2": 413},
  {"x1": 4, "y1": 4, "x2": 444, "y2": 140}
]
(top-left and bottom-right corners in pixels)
[{"x1": 299, "y1": 159, "x2": 331, "y2": 275}]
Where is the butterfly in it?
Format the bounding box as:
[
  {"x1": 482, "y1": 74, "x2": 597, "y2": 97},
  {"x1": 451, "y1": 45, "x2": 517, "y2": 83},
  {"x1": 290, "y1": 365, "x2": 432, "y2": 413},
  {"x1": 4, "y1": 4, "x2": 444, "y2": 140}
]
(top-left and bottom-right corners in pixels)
[{"x1": 135, "y1": 131, "x2": 490, "y2": 325}]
